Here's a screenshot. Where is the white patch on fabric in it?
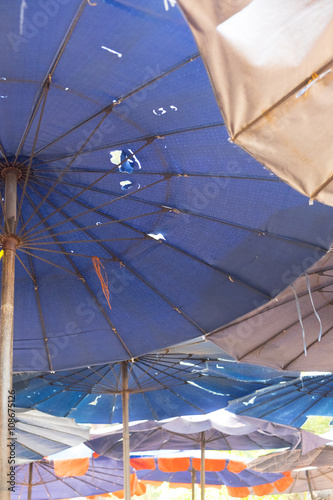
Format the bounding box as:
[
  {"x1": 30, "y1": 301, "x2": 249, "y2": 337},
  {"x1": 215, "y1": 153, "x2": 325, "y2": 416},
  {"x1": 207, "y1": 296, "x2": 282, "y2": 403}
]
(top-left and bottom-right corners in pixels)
[{"x1": 101, "y1": 46, "x2": 122, "y2": 58}]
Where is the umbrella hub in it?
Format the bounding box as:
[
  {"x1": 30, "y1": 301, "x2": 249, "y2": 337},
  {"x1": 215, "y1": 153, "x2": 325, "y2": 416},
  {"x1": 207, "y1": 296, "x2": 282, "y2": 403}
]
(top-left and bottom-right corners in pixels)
[
  {"x1": 1, "y1": 165, "x2": 23, "y2": 180},
  {"x1": 1, "y1": 235, "x2": 20, "y2": 250}
]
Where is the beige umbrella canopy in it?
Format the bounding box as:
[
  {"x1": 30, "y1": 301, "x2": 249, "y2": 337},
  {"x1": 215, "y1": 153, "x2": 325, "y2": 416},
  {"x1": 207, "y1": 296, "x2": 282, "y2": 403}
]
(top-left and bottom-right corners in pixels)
[
  {"x1": 248, "y1": 445, "x2": 333, "y2": 474},
  {"x1": 177, "y1": 0, "x2": 333, "y2": 206},
  {"x1": 208, "y1": 250, "x2": 333, "y2": 372}
]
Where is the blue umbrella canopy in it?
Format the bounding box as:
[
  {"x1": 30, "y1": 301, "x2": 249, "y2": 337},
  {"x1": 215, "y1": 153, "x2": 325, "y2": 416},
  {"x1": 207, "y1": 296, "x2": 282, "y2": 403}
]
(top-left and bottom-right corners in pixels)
[
  {"x1": 226, "y1": 374, "x2": 333, "y2": 428},
  {"x1": 0, "y1": 0, "x2": 332, "y2": 373},
  {"x1": 13, "y1": 351, "x2": 298, "y2": 423}
]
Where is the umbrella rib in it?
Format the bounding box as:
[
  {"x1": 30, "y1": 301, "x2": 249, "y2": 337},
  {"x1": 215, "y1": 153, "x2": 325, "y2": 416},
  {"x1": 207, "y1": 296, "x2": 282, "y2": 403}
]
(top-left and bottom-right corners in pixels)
[
  {"x1": 231, "y1": 377, "x2": 314, "y2": 414},
  {"x1": 19, "y1": 245, "x2": 112, "y2": 263},
  {"x1": 127, "y1": 359, "x2": 184, "y2": 393},
  {"x1": 33, "y1": 463, "x2": 54, "y2": 499},
  {"x1": 75, "y1": 364, "x2": 119, "y2": 392},
  {"x1": 23, "y1": 183, "x2": 209, "y2": 337},
  {"x1": 130, "y1": 369, "x2": 159, "y2": 420},
  {"x1": 19, "y1": 140, "x2": 155, "y2": 239},
  {"x1": 34, "y1": 52, "x2": 199, "y2": 155},
  {"x1": 61, "y1": 392, "x2": 91, "y2": 418},
  {"x1": 230, "y1": 300, "x2": 332, "y2": 362},
  {"x1": 23, "y1": 237, "x2": 145, "y2": 248},
  {"x1": 233, "y1": 56, "x2": 333, "y2": 143},
  {"x1": 0, "y1": 183, "x2": 9, "y2": 233},
  {"x1": 23, "y1": 217, "x2": 158, "y2": 245},
  {"x1": 38, "y1": 370, "x2": 110, "y2": 393},
  {"x1": 16, "y1": 185, "x2": 83, "y2": 277},
  {"x1": 125, "y1": 355, "x2": 177, "y2": 391},
  {"x1": 14, "y1": 0, "x2": 87, "y2": 161},
  {"x1": 15, "y1": 78, "x2": 52, "y2": 232},
  {"x1": 134, "y1": 356, "x2": 200, "y2": 391},
  {"x1": 17, "y1": 103, "x2": 119, "y2": 238},
  {"x1": 236, "y1": 383, "x2": 323, "y2": 425},
  {"x1": 18, "y1": 386, "x2": 68, "y2": 409},
  {"x1": 30, "y1": 175, "x2": 324, "y2": 252},
  {"x1": 281, "y1": 324, "x2": 333, "y2": 370},
  {"x1": 129, "y1": 356, "x2": 184, "y2": 390},
  {"x1": 15, "y1": 252, "x2": 36, "y2": 285},
  {"x1": 22, "y1": 194, "x2": 134, "y2": 359},
  {"x1": 162, "y1": 385, "x2": 207, "y2": 414},
  {"x1": 45, "y1": 460, "x2": 121, "y2": 493},
  {"x1": 0, "y1": 141, "x2": 9, "y2": 167},
  {"x1": 33, "y1": 170, "x2": 279, "y2": 181},
  {"x1": 24, "y1": 175, "x2": 165, "y2": 242},
  {"x1": 32, "y1": 121, "x2": 224, "y2": 165},
  {"x1": 38, "y1": 462, "x2": 86, "y2": 497},
  {"x1": 17, "y1": 210, "x2": 53, "y2": 369},
  {"x1": 28, "y1": 178, "x2": 273, "y2": 300}
]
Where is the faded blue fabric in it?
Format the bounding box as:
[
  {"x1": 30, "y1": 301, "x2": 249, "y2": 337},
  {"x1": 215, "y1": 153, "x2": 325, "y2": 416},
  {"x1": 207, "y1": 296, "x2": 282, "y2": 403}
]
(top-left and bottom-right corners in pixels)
[
  {"x1": 13, "y1": 357, "x2": 298, "y2": 423},
  {"x1": 227, "y1": 375, "x2": 333, "y2": 428}
]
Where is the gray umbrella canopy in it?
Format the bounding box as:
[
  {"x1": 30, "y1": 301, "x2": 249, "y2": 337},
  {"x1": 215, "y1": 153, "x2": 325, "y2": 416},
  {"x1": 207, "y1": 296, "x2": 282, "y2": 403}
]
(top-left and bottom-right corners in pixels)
[
  {"x1": 13, "y1": 408, "x2": 89, "y2": 464},
  {"x1": 86, "y1": 409, "x2": 328, "y2": 458},
  {"x1": 281, "y1": 468, "x2": 333, "y2": 496},
  {"x1": 209, "y1": 251, "x2": 333, "y2": 371},
  {"x1": 248, "y1": 445, "x2": 333, "y2": 474}
]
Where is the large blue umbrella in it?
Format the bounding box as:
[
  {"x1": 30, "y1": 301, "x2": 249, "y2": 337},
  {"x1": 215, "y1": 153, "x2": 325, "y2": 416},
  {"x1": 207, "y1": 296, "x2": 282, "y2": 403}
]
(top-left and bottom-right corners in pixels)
[
  {"x1": 1, "y1": 0, "x2": 332, "y2": 376},
  {"x1": 13, "y1": 351, "x2": 298, "y2": 423},
  {"x1": 13, "y1": 349, "x2": 298, "y2": 500},
  {"x1": 2, "y1": 1, "x2": 333, "y2": 498}
]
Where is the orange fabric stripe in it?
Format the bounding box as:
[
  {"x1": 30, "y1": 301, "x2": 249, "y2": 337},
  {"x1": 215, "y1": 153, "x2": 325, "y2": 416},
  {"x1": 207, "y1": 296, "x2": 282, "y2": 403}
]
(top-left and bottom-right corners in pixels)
[
  {"x1": 193, "y1": 458, "x2": 226, "y2": 472},
  {"x1": 158, "y1": 457, "x2": 190, "y2": 472},
  {"x1": 134, "y1": 481, "x2": 147, "y2": 496},
  {"x1": 227, "y1": 460, "x2": 246, "y2": 473},
  {"x1": 227, "y1": 486, "x2": 251, "y2": 498},
  {"x1": 252, "y1": 483, "x2": 275, "y2": 496},
  {"x1": 130, "y1": 457, "x2": 156, "y2": 471},
  {"x1": 54, "y1": 458, "x2": 89, "y2": 477},
  {"x1": 274, "y1": 474, "x2": 294, "y2": 492},
  {"x1": 112, "y1": 474, "x2": 139, "y2": 499}
]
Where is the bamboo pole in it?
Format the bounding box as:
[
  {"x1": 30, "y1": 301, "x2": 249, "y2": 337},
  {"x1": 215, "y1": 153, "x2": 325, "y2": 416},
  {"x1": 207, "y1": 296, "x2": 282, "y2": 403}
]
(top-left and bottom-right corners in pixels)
[
  {"x1": 0, "y1": 169, "x2": 18, "y2": 500},
  {"x1": 122, "y1": 361, "x2": 131, "y2": 500}
]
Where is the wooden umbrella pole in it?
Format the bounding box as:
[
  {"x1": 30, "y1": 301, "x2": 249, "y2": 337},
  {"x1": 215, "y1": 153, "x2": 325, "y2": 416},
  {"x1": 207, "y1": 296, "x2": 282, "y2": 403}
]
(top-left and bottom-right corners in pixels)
[
  {"x1": 122, "y1": 361, "x2": 131, "y2": 500},
  {"x1": 191, "y1": 465, "x2": 196, "y2": 500},
  {"x1": 27, "y1": 462, "x2": 33, "y2": 500},
  {"x1": 306, "y1": 470, "x2": 315, "y2": 500},
  {"x1": 0, "y1": 169, "x2": 18, "y2": 499},
  {"x1": 200, "y1": 432, "x2": 205, "y2": 500}
]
